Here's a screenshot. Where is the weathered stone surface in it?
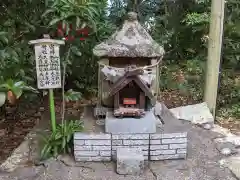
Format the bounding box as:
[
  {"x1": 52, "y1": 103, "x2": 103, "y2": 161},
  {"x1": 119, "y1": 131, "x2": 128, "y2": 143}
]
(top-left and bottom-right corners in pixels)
[
  {"x1": 123, "y1": 140, "x2": 149, "y2": 145},
  {"x1": 74, "y1": 145, "x2": 93, "y2": 151},
  {"x1": 162, "y1": 138, "x2": 187, "y2": 144},
  {"x1": 74, "y1": 130, "x2": 112, "y2": 163},
  {"x1": 112, "y1": 140, "x2": 123, "y2": 146},
  {"x1": 0, "y1": 166, "x2": 45, "y2": 180},
  {"x1": 74, "y1": 133, "x2": 111, "y2": 140},
  {"x1": 74, "y1": 140, "x2": 85, "y2": 145},
  {"x1": 150, "y1": 154, "x2": 186, "y2": 160},
  {"x1": 220, "y1": 148, "x2": 232, "y2": 156},
  {"x1": 93, "y1": 12, "x2": 164, "y2": 58},
  {"x1": 162, "y1": 132, "x2": 187, "y2": 139},
  {"x1": 216, "y1": 142, "x2": 237, "y2": 153},
  {"x1": 150, "y1": 134, "x2": 162, "y2": 139},
  {"x1": 155, "y1": 116, "x2": 163, "y2": 128},
  {"x1": 105, "y1": 111, "x2": 156, "y2": 134},
  {"x1": 75, "y1": 151, "x2": 99, "y2": 157},
  {"x1": 150, "y1": 139, "x2": 161, "y2": 144},
  {"x1": 150, "y1": 132, "x2": 187, "y2": 139},
  {"x1": 131, "y1": 145, "x2": 149, "y2": 151},
  {"x1": 75, "y1": 156, "x2": 111, "y2": 162},
  {"x1": 169, "y1": 143, "x2": 187, "y2": 149},
  {"x1": 116, "y1": 148, "x2": 145, "y2": 175},
  {"x1": 223, "y1": 136, "x2": 240, "y2": 147},
  {"x1": 170, "y1": 102, "x2": 214, "y2": 124},
  {"x1": 149, "y1": 131, "x2": 188, "y2": 161},
  {"x1": 112, "y1": 134, "x2": 149, "y2": 140},
  {"x1": 158, "y1": 102, "x2": 180, "y2": 124},
  {"x1": 74, "y1": 126, "x2": 188, "y2": 162},
  {"x1": 223, "y1": 156, "x2": 240, "y2": 179},
  {"x1": 0, "y1": 134, "x2": 31, "y2": 172},
  {"x1": 93, "y1": 146, "x2": 111, "y2": 151},
  {"x1": 57, "y1": 155, "x2": 76, "y2": 167},
  {"x1": 150, "y1": 150, "x2": 176, "y2": 155},
  {"x1": 154, "y1": 102, "x2": 162, "y2": 116},
  {"x1": 211, "y1": 124, "x2": 233, "y2": 137},
  {"x1": 112, "y1": 146, "x2": 125, "y2": 151},
  {"x1": 177, "y1": 149, "x2": 187, "y2": 154},
  {"x1": 100, "y1": 151, "x2": 111, "y2": 157},
  {"x1": 203, "y1": 123, "x2": 214, "y2": 130},
  {"x1": 74, "y1": 145, "x2": 111, "y2": 151},
  {"x1": 150, "y1": 145, "x2": 169, "y2": 150},
  {"x1": 84, "y1": 140, "x2": 111, "y2": 146}
]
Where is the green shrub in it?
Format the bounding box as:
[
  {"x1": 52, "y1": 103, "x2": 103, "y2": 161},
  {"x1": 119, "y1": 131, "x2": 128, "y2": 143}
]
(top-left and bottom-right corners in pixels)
[{"x1": 40, "y1": 120, "x2": 83, "y2": 160}]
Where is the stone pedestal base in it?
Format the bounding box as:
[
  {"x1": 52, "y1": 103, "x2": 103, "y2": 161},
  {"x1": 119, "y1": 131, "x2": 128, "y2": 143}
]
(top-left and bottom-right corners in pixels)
[
  {"x1": 105, "y1": 111, "x2": 156, "y2": 134},
  {"x1": 116, "y1": 148, "x2": 144, "y2": 175}
]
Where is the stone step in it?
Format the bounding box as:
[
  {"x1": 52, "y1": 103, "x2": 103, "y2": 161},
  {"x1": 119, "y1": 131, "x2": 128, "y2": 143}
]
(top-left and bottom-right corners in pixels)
[{"x1": 116, "y1": 148, "x2": 145, "y2": 175}]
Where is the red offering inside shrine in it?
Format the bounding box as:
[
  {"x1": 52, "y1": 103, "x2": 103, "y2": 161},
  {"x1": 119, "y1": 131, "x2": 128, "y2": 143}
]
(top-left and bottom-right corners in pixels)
[{"x1": 123, "y1": 98, "x2": 136, "y2": 105}]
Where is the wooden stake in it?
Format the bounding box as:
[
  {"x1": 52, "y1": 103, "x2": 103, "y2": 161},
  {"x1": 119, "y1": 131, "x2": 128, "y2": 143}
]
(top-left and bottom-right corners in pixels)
[{"x1": 204, "y1": 0, "x2": 225, "y2": 117}]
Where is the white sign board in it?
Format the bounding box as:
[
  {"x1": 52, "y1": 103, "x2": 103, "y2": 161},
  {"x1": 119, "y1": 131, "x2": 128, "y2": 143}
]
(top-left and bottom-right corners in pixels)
[{"x1": 34, "y1": 43, "x2": 61, "y2": 89}]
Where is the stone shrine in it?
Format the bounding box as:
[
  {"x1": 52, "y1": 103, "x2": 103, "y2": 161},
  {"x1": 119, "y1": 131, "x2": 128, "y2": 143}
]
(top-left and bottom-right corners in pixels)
[{"x1": 74, "y1": 12, "x2": 188, "y2": 175}]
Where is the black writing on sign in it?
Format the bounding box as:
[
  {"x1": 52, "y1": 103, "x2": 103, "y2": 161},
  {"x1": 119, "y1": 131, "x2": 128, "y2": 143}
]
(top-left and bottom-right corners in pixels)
[{"x1": 36, "y1": 44, "x2": 61, "y2": 89}]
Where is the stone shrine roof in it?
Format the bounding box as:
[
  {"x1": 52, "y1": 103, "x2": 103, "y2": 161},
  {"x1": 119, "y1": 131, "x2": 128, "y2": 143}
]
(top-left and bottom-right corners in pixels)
[{"x1": 93, "y1": 12, "x2": 165, "y2": 58}]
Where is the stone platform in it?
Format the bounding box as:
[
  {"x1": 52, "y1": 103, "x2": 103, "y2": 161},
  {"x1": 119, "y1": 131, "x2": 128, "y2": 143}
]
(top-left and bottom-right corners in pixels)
[
  {"x1": 74, "y1": 132, "x2": 188, "y2": 162},
  {"x1": 74, "y1": 102, "x2": 188, "y2": 162},
  {"x1": 105, "y1": 111, "x2": 156, "y2": 134}
]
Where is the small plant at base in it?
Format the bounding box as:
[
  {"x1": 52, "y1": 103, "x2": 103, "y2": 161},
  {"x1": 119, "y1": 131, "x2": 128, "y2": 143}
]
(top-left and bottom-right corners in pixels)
[
  {"x1": 0, "y1": 79, "x2": 38, "y2": 105},
  {"x1": 40, "y1": 120, "x2": 83, "y2": 160}
]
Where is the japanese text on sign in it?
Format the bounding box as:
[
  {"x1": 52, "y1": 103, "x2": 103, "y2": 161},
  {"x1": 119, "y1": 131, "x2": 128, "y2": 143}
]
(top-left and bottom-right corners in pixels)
[{"x1": 34, "y1": 44, "x2": 61, "y2": 89}]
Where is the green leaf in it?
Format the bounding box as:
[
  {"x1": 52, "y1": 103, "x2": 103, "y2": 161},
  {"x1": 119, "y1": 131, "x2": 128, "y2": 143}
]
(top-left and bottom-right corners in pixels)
[
  {"x1": 49, "y1": 18, "x2": 63, "y2": 26},
  {"x1": 0, "y1": 32, "x2": 8, "y2": 36},
  {"x1": 54, "y1": 131, "x2": 62, "y2": 140},
  {"x1": 88, "y1": 6, "x2": 99, "y2": 17},
  {"x1": 24, "y1": 22, "x2": 36, "y2": 32},
  {"x1": 14, "y1": 81, "x2": 24, "y2": 87},
  {"x1": 0, "y1": 92, "x2": 6, "y2": 107},
  {"x1": 39, "y1": 134, "x2": 49, "y2": 143},
  {"x1": 62, "y1": 137, "x2": 66, "y2": 149},
  {"x1": 42, "y1": 9, "x2": 56, "y2": 17},
  {"x1": 64, "y1": 89, "x2": 82, "y2": 102},
  {"x1": 66, "y1": 134, "x2": 72, "y2": 142},
  {"x1": 40, "y1": 144, "x2": 51, "y2": 159},
  {"x1": 71, "y1": 46, "x2": 82, "y2": 56},
  {"x1": 76, "y1": 16, "x2": 81, "y2": 28},
  {"x1": 13, "y1": 88, "x2": 23, "y2": 99},
  {"x1": 0, "y1": 36, "x2": 8, "y2": 44}
]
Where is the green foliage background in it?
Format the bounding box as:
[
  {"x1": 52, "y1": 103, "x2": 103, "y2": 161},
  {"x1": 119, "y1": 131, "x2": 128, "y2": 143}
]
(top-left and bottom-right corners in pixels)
[{"x1": 0, "y1": 0, "x2": 239, "y2": 117}]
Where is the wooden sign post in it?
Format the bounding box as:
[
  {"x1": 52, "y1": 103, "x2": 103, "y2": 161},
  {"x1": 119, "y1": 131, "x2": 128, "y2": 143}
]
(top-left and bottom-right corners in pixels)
[{"x1": 29, "y1": 35, "x2": 65, "y2": 132}]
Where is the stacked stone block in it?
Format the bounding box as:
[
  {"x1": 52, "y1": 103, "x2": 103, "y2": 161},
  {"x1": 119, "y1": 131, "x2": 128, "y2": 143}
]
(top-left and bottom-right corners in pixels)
[
  {"x1": 112, "y1": 134, "x2": 149, "y2": 160},
  {"x1": 74, "y1": 133, "x2": 111, "y2": 161},
  {"x1": 74, "y1": 132, "x2": 188, "y2": 162},
  {"x1": 149, "y1": 132, "x2": 187, "y2": 160}
]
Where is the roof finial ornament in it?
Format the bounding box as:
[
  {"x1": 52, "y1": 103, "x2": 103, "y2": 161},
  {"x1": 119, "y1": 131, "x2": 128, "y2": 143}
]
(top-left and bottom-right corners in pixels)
[{"x1": 127, "y1": 12, "x2": 138, "y2": 21}]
